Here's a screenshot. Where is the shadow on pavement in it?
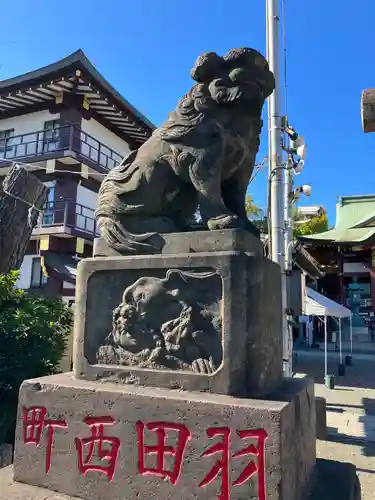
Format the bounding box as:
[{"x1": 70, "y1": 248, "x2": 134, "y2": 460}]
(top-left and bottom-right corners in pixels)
[
  {"x1": 294, "y1": 352, "x2": 375, "y2": 390},
  {"x1": 361, "y1": 398, "x2": 375, "y2": 457}
]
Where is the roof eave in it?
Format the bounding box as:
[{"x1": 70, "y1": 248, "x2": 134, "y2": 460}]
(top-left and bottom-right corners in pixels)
[{"x1": 0, "y1": 49, "x2": 156, "y2": 133}]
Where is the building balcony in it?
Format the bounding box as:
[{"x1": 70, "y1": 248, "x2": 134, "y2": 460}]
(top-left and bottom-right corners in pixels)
[
  {"x1": 32, "y1": 200, "x2": 99, "y2": 240},
  {"x1": 0, "y1": 124, "x2": 123, "y2": 172}
]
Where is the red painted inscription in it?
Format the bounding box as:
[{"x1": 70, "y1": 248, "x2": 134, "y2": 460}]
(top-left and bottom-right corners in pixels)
[
  {"x1": 22, "y1": 406, "x2": 268, "y2": 498},
  {"x1": 23, "y1": 406, "x2": 67, "y2": 473},
  {"x1": 136, "y1": 421, "x2": 191, "y2": 484},
  {"x1": 75, "y1": 416, "x2": 121, "y2": 481},
  {"x1": 199, "y1": 427, "x2": 268, "y2": 500}
]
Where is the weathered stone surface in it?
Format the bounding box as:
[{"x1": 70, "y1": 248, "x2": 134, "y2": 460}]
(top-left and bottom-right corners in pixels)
[
  {"x1": 73, "y1": 248, "x2": 282, "y2": 397},
  {"x1": 13, "y1": 373, "x2": 315, "y2": 500},
  {"x1": 93, "y1": 228, "x2": 263, "y2": 257},
  {"x1": 315, "y1": 396, "x2": 327, "y2": 440},
  {"x1": 95, "y1": 48, "x2": 275, "y2": 254},
  {"x1": 307, "y1": 459, "x2": 361, "y2": 500},
  {"x1": 1, "y1": 460, "x2": 361, "y2": 500},
  {"x1": 267, "y1": 374, "x2": 317, "y2": 499}
]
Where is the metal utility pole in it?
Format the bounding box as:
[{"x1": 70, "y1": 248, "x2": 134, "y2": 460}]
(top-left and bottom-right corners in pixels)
[
  {"x1": 284, "y1": 156, "x2": 294, "y2": 376},
  {"x1": 266, "y1": 0, "x2": 290, "y2": 376}
]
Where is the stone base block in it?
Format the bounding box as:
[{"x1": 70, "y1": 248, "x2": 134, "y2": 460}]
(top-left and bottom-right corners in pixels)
[
  {"x1": 0, "y1": 461, "x2": 362, "y2": 500},
  {"x1": 14, "y1": 373, "x2": 315, "y2": 500},
  {"x1": 74, "y1": 248, "x2": 282, "y2": 398},
  {"x1": 93, "y1": 228, "x2": 263, "y2": 257},
  {"x1": 307, "y1": 459, "x2": 361, "y2": 500},
  {"x1": 315, "y1": 397, "x2": 327, "y2": 440}
]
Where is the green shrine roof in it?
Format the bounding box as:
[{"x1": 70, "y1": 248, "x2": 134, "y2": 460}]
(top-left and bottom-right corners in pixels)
[{"x1": 301, "y1": 195, "x2": 375, "y2": 244}]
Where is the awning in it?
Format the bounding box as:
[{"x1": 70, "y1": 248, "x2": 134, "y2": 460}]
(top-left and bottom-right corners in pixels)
[
  {"x1": 305, "y1": 287, "x2": 352, "y2": 318},
  {"x1": 42, "y1": 252, "x2": 79, "y2": 284}
]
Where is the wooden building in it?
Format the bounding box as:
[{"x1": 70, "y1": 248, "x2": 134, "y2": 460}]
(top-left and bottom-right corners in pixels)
[
  {"x1": 301, "y1": 195, "x2": 375, "y2": 344},
  {"x1": 0, "y1": 50, "x2": 154, "y2": 304}
]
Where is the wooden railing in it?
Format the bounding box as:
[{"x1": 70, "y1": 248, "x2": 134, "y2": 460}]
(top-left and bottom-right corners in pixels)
[
  {"x1": 0, "y1": 124, "x2": 123, "y2": 171},
  {"x1": 40, "y1": 200, "x2": 99, "y2": 237}
]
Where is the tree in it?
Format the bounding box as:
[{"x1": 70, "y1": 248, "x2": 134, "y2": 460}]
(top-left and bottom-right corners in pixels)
[
  {"x1": 0, "y1": 271, "x2": 73, "y2": 443},
  {"x1": 293, "y1": 210, "x2": 329, "y2": 237},
  {"x1": 0, "y1": 164, "x2": 48, "y2": 274},
  {"x1": 245, "y1": 195, "x2": 263, "y2": 219}
]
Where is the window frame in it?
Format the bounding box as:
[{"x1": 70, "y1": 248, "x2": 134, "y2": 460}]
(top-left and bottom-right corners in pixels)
[
  {"x1": 30, "y1": 257, "x2": 48, "y2": 288},
  {"x1": 43, "y1": 120, "x2": 60, "y2": 151},
  {"x1": 0, "y1": 128, "x2": 15, "y2": 153}
]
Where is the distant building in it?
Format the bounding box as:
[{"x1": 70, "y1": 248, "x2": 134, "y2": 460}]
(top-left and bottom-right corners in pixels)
[
  {"x1": 295, "y1": 205, "x2": 325, "y2": 225},
  {"x1": 300, "y1": 195, "x2": 375, "y2": 345},
  {"x1": 0, "y1": 50, "x2": 154, "y2": 305}
]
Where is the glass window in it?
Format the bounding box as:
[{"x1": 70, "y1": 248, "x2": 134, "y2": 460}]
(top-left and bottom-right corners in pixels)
[
  {"x1": 0, "y1": 128, "x2": 14, "y2": 153},
  {"x1": 43, "y1": 120, "x2": 60, "y2": 151},
  {"x1": 30, "y1": 258, "x2": 48, "y2": 287},
  {"x1": 42, "y1": 183, "x2": 56, "y2": 225}
]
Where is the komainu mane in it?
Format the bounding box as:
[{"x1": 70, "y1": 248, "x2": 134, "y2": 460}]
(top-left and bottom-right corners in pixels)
[{"x1": 95, "y1": 47, "x2": 275, "y2": 253}]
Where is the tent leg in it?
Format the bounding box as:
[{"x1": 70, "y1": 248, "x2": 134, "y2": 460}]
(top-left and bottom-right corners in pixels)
[
  {"x1": 324, "y1": 316, "x2": 328, "y2": 376},
  {"x1": 338, "y1": 318, "x2": 345, "y2": 376},
  {"x1": 345, "y1": 316, "x2": 353, "y2": 366},
  {"x1": 324, "y1": 316, "x2": 334, "y2": 388}
]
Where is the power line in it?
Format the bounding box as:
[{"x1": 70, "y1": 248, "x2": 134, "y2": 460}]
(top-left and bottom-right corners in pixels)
[
  {"x1": 0, "y1": 157, "x2": 108, "y2": 177},
  {"x1": 281, "y1": 0, "x2": 288, "y2": 117}
]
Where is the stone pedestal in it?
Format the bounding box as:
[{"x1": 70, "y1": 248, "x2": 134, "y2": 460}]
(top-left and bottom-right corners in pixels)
[
  {"x1": 5, "y1": 229, "x2": 361, "y2": 499},
  {"x1": 74, "y1": 233, "x2": 282, "y2": 397},
  {"x1": 13, "y1": 373, "x2": 315, "y2": 500}
]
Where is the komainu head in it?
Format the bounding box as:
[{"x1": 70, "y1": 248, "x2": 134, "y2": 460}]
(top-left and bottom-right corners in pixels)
[{"x1": 190, "y1": 47, "x2": 275, "y2": 109}]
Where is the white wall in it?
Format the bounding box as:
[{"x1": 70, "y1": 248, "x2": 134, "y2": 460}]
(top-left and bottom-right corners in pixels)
[
  {"x1": 0, "y1": 110, "x2": 60, "y2": 158},
  {"x1": 76, "y1": 184, "x2": 97, "y2": 232},
  {"x1": 77, "y1": 184, "x2": 97, "y2": 210},
  {"x1": 0, "y1": 110, "x2": 60, "y2": 137},
  {"x1": 16, "y1": 254, "x2": 38, "y2": 289},
  {"x1": 81, "y1": 118, "x2": 130, "y2": 158}
]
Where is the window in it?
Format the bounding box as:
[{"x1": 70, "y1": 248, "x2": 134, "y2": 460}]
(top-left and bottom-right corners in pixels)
[
  {"x1": 30, "y1": 257, "x2": 48, "y2": 288},
  {"x1": 0, "y1": 128, "x2": 14, "y2": 153},
  {"x1": 43, "y1": 120, "x2": 60, "y2": 152},
  {"x1": 42, "y1": 182, "x2": 56, "y2": 225}
]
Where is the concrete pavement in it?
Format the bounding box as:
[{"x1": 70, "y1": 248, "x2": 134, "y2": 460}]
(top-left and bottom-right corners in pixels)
[{"x1": 295, "y1": 350, "x2": 375, "y2": 498}]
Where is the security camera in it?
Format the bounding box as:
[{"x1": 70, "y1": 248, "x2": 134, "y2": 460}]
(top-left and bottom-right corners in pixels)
[
  {"x1": 294, "y1": 184, "x2": 312, "y2": 197},
  {"x1": 285, "y1": 125, "x2": 299, "y2": 141},
  {"x1": 293, "y1": 160, "x2": 305, "y2": 174}
]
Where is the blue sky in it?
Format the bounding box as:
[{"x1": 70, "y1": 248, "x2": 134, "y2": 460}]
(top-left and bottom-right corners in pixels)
[{"x1": 1, "y1": 0, "x2": 374, "y2": 224}]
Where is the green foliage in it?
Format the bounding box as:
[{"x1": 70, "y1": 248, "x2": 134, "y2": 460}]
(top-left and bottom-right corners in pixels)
[
  {"x1": 293, "y1": 211, "x2": 329, "y2": 237},
  {"x1": 245, "y1": 195, "x2": 263, "y2": 219},
  {"x1": 0, "y1": 271, "x2": 73, "y2": 443}
]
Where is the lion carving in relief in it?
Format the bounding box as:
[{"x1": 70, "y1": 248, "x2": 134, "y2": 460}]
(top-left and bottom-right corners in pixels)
[{"x1": 95, "y1": 47, "x2": 275, "y2": 252}]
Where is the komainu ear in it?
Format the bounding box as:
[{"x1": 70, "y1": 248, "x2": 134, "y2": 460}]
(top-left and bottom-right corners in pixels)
[{"x1": 190, "y1": 52, "x2": 224, "y2": 83}]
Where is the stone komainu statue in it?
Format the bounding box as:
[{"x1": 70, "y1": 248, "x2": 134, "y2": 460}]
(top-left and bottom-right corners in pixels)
[{"x1": 95, "y1": 47, "x2": 275, "y2": 253}]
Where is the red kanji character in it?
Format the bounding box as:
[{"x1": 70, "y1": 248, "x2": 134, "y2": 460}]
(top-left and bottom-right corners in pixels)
[
  {"x1": 75, "y1": 416, "x2": 120, "y2": 481},
  {"x1": 199, "y1": 427, "x2": 268, "y2": 500},
  {"x1": 136, "y1": 421, "x2": 191, "y2": 485},
  {"x1": 199, "y1": 427, "x2": 231, "y2": 500},
  {"x1": 23, "y1": 407, "x2": 47, "y2": 444},
  {"x1": 23, "y1": 406, "x2": 68, "y2": 474}
]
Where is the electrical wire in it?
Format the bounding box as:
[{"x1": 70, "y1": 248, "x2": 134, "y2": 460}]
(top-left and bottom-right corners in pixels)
[
  {"x1": 281, "y1": 0, "x2": 288, "y2": 118},
  {"x1": 0, "y1": 157, "x2": 109, "y2": 176}
]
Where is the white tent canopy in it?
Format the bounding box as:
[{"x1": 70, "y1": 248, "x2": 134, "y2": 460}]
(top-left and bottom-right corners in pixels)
[
  {"x1": 305, "y1": 287, "x2": 352, "y2": 318},
  {"x1": 303, "y1": 288, "x2": 353, "y2": 377}
]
